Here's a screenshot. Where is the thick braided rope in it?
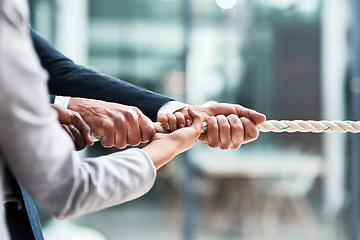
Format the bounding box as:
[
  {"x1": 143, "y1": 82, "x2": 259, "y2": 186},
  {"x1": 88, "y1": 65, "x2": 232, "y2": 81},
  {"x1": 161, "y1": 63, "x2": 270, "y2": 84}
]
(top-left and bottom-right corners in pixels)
[
  {"x1": 154, "y1": 120, "x2": 360, "y2": 133},
  {"x1": 257, "y1": 120, "x2": 360, "y2": 133}
]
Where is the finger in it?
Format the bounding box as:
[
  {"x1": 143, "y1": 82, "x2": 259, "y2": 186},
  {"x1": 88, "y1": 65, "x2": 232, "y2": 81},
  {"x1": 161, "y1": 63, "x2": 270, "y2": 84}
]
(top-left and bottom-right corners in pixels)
[
  {"x1": 61, "y1": 124, "x2": 75, "y2": 142},
  {"x1": 174, "y1": 112, "x2": 186, "y2": 128},
  {"x1": 157, "y1": 115, "x2": 171, "y2": 131},
  {"x1": 204, "y1": 116, "x2": 220, "y2": 148},
  {"x1": 185, "y1": 113, "x2": 193, "y2": 127},
  {"x1": 112, "y1": 113, "x2": 140, "y2": 148},
  {"x1": 52, "y1": 104, "x2": 72, "y2": 124},
  {"x1": 139, "y1": 116, "x2": 155, "y2": 143},
  {"x1": 180, "y1": 107, "x2": 193, "y2": 127},
  {"x1": 227, "y1": 114, "x2": 244, "y2": 149},
  {"x1": 240, "y1": 117, "x2": 260, "y2": 144},
  {"x1": 187, "y1": 107, "x2": 203, "y2": 128},
  {"x1": 126, "y1": 124, "x2": 142, "y2": 146},
  {"x1": 71, "y1": 112, "x2": 93, "y2": 146},
  {"x1": 234, "y1": 105, "x2": 266, "y2": 125},
  {"x1": 68, "y1": 125, "x2": 87, "y2": 151},
  {"x1": 99, "y1": 121, "x2": 116, "y2": 148},
  {"x1": 216, "y1": 115, "x2": 231, "y2": 150},
  {"x1": 113, "y1": 132, "x2": 128, "y2": 149},
  {"x1": 166, "y1": 113, "x2": 178, "y2": 131}
]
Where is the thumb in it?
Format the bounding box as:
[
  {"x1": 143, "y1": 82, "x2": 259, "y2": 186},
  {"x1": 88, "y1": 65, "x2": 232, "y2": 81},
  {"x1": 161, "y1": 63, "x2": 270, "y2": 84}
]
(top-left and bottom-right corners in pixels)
[
  {"x1": 187, "y1": 107, "x2": 203, "y2": 129},
  {"x1": 51, "y1": 104, "x2": 72, "y2": 125}
]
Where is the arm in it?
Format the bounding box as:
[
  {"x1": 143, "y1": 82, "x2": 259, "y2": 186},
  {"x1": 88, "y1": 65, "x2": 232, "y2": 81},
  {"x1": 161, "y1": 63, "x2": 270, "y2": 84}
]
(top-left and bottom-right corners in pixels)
[
  {"x1": 31, "y1": 28, "x2": 172, "y2": 148},
  {"x1": 31, "y1": 28, "x2": 266, "y2": 150},
  {"x1": 50, "y1": 104, "x2": 94, "y2": 151},
  {"x1": 30, "y1": 28, "x2": 173, "y2": 122},
  {"x1": 1, "y1": 4, "x2": 156, "y2": 219},
  {"x1": 143, "y1": 108, "x2": 203, "y2": 169},
  {"x1": 67, "y1": 98, "x2": 155, "y2": 148}
]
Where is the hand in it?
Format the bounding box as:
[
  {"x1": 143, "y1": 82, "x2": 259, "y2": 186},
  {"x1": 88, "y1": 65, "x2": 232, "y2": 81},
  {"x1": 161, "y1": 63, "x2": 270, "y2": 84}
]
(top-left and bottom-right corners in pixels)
[
  {"x1": 176, "y1": 103, "x2": 266, "y2": 150},
  {"x1": 60, "y1": 124, "x2": 88, "y2": 151},
  {"x1": 67, "y1": 98, "x2": 155, "y2": 149},
  {"x1": 152, "y1": 108, "x2": 203, "y2": 151},
  {"x1": 144, "y1": 108, "x2": 203, "y2": 169},
  {"x1": 157, "y1": 107, "x2": 192, "y2": 132},
  {"x1": 51, "y1": 104, "x2": 94, "y2": 151}
]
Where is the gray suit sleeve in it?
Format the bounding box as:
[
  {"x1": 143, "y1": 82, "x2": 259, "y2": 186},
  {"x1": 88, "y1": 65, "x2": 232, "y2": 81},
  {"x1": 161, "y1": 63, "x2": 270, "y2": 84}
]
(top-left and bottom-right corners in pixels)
[{"x1": 0, "y1": 0, "x2": 156, "y2": 220}]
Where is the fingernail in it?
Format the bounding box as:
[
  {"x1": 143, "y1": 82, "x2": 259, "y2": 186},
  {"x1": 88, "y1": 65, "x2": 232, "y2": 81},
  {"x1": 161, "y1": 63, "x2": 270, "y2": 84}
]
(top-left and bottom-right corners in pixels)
[
  {"x1": 186, "y1": 120, "x2": 191, "y2": 126},
  {"x1": 172, "y1": 124, "x2": 177, "y2": 131},
  {"x1": 179, "y1": 123, "x2": 185, "y2": 128}
]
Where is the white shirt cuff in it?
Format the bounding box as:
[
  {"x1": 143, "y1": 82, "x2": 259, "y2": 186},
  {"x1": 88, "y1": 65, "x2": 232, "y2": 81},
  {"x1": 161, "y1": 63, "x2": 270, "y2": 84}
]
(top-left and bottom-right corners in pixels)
[
  {"x1": 54, "y1": 96, "x2": 71, "y2": 108},
  {"x1": 157, "y1": 101, "x2": 189, "y2": 118}
]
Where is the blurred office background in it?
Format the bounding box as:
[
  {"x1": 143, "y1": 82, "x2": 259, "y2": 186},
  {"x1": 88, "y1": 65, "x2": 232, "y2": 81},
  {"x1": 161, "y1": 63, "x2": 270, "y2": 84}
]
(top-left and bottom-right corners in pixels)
[{"x1": 27, "y1": 0, "x2": 359, "y2": 239}]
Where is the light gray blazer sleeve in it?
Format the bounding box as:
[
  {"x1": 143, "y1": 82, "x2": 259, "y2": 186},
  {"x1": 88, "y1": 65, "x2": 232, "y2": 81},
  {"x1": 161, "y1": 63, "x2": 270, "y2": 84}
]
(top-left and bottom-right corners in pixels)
[{"x1": 0, "y1": 0, "x2": 156, "y2": 220}]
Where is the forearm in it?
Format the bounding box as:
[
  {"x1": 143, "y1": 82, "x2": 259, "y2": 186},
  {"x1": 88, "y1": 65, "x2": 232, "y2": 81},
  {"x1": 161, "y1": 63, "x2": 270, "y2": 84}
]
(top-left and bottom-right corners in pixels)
[
  {"x1": 2, "y1": 101, "x2": 156, "y2": 219},
  {"x1": 30, "y1": 28, "x2": 173, "y2": 121},
  {"x1": 38, "y1": 149, "x2": 156, "y2": 219},
  {"x1": 142, "y1": 139, "x2": 181, "y2": 170},
  {"x1": 1, "y1": 14, "x2": 156, "y2": 219}
]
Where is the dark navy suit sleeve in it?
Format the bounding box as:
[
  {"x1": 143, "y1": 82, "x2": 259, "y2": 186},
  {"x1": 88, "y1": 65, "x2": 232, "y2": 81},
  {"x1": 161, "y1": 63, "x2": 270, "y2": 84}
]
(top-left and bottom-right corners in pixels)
[
  {"x1": 30, "y1": 28, "x2": 173, "y2": 122},
  {"x1": 49, "y1": 95, "x2": 55, "y2": 103}
]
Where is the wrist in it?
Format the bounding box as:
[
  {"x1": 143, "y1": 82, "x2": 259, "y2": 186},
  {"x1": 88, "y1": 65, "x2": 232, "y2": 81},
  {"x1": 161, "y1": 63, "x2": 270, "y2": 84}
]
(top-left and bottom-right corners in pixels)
[
  {"x1": 67, "y1": 97, "x2": 85, "y2": 112},
  {"x1": 54, "y1": 96, "x2": 71, "y2": 108},
  {"x1": 143, "y1": 138, "x2": 180, "y2": 170},
  {"x1": 157, "y1": 101, "x2": 189, "y2": 119}
]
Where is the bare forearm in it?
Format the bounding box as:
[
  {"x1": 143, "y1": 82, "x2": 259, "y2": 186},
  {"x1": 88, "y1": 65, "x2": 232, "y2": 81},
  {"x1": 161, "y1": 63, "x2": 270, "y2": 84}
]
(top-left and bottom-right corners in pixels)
[{"x1": 142, "y1": 139, "x2": 180, "y2": 170}]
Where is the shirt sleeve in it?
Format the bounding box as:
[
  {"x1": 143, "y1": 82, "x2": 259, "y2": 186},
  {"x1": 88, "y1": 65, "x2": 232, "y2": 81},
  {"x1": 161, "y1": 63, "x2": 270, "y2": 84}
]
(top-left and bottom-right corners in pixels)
[
  {"x1": 157, "y1": 100, "x2": 189, "y2": 119},
  {"x1": 0, "y1": 0, "x2": 156, "y2": 220},
  {"x1": 30, "y1": 28, "x2": 173, "y2": 122},
  {"x1": 54, "y1": 95, "x2": 71, "y2": 108}
]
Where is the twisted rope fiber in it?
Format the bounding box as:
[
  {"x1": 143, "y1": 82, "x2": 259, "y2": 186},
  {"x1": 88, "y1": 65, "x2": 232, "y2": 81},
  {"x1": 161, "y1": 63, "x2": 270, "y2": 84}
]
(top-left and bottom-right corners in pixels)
[
  {"x1": 257, "y1": 120, "x2": 360, "y2": 133},
  {"x1": 154, "y1": 120, "x2": 360, "y2": 133}
]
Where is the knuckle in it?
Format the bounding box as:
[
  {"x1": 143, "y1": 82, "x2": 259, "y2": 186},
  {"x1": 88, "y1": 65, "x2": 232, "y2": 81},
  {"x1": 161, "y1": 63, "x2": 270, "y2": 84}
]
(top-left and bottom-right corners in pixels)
[
  {"x1": 132, "y1": 107, "x2": 142, "y2": 115},
  {"x1": 101, "y1": 120, "x2": 115, "y2": 131},
  {"x1": 122, "y1": 107, "x2": 137, "y2": 117},
  {"x1": 166, "y1": 113, "x2": 176, "y2": 121},
  {"x1": 128, "y1": 107, "x2": 143, "y2": 120},
  {"x1": 175, "y1": 112, "x2": 184, "y2": 118},
  {"x1": 72, "y1": 112, "x2": 82, "y2": 123},
  {"x1": 124, "y1": 112, "x2": 137, "y2": 123},
  {"x1": 73, "y1": 111, "x2": 81, "y2": 118},
  {"x1": 207, "y1": 119, "x2": 217, "y2": 129},
  {"x1": 158, "y1": 116, "x2": 166, "y2": 122}
]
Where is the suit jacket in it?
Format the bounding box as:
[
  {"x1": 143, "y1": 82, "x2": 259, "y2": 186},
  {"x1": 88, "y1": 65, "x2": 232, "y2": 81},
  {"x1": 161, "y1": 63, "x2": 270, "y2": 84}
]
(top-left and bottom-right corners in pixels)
[
  {"x1": 16, "y1": 27, "x2": 173, "y2": 240},
  {"x1": 1, "y1": 2, "x2": 157, "y2": 239},
  {"x1": 30, "y1": 29, "x2": 173, "y2": 122}
]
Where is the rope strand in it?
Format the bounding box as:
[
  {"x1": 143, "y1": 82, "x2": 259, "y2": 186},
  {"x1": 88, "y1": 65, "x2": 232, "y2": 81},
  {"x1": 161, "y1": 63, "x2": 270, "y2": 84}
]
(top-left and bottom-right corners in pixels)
[
  {"x1": 154, "y1": 120, "x2": 360, "y2": 133},
  {"x1": 257, "y1": 120, "x2": 360, "y2": 133}
]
